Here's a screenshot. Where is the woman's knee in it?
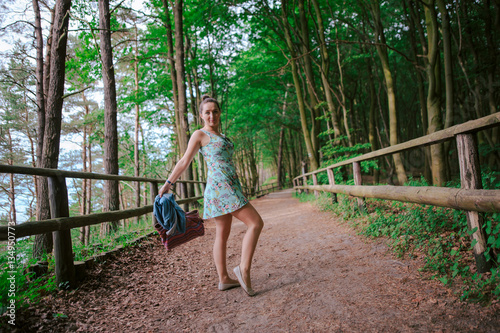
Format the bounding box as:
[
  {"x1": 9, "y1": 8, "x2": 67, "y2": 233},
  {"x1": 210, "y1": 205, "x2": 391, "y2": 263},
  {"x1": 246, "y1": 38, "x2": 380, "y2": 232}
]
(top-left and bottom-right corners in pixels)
[{"x1": 251, "y1": 216, "x2": 264, "y2": 232}]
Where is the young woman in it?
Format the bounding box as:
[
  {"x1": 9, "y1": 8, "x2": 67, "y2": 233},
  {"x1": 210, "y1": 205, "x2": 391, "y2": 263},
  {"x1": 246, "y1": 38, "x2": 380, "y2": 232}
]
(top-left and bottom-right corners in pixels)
[{"x1": 159, "y1": 95, "x2": 264, "y2": 296}]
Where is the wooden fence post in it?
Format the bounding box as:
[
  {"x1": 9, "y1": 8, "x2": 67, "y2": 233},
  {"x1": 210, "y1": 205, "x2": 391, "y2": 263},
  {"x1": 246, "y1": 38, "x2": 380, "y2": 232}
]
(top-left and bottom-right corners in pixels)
[
  {"x1": 327, "y1": 168, "x2": 338, "y2": 203},
  {"x1": 352, "y1": 162, "x2": 366, "y2": 213},
  {"x1": 456, "y1": 133, "x2": 492, "y2": 273},
  {"x1": 181, "y1": 182, "x2": 189, "y2": 212},
  {"x1": 302, "y1": 175, "x2": 308, "y2": 194},
  {"x1": 150, "y1": 182, "x2": 158, "y2": 227},
  {"x1": 312, "y1": 173, "x2": 319, "y2": 197},
  {"x1": 48, "y1": 176, "x2": 76, "y2": 289}
]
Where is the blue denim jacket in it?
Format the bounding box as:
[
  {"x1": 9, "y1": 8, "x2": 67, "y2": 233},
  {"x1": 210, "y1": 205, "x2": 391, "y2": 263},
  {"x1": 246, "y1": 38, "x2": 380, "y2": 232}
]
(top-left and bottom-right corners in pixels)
[{"x1": 153, "y1": 194, "x2": 186, "y2": 235}]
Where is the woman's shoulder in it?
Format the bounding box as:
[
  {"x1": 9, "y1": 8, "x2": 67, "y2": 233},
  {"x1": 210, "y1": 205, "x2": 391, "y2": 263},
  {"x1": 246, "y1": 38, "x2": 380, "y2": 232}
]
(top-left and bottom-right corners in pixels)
[
  {"x1": 192, "y1": 129, "x2": 211, "y2": 146},
  {"x1": 193, "y1": 129, "x2": 209, "y2": 137}
]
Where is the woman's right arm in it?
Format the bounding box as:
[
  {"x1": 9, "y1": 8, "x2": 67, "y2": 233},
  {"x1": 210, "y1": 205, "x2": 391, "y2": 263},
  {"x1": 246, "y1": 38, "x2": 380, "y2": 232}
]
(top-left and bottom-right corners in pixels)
[{"x1": 158, "y1": 130, "x2": 205, "y2": 197}]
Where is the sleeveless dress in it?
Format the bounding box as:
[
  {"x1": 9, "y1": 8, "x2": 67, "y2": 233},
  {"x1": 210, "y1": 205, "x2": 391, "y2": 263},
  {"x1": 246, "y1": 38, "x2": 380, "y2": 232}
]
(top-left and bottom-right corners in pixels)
[{"x1": 199, "y1": 129, "x2": 249, "y2": 219}]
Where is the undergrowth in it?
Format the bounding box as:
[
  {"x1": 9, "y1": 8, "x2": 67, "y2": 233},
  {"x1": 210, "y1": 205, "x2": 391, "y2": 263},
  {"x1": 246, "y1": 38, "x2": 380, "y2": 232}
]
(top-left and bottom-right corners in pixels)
[
  {"x1": 294, "y1": 171, "x2": 500, "y2": 305},
  {"x1": 0, "y1": 216, "x2": 155, "y2": 313}
]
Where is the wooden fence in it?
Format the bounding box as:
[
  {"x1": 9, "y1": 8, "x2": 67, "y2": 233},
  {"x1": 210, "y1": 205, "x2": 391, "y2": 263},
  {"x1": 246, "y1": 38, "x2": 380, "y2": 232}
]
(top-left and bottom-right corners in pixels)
[
  {"x1": 243, "y1": 183, "x2": 283, "y2": 198},
  {"x1": 0, "y1": 164, "x2": 204, "y2": 288},
  {"x1": 293, "y1": 112, "x2": 500, "y2": 273}
]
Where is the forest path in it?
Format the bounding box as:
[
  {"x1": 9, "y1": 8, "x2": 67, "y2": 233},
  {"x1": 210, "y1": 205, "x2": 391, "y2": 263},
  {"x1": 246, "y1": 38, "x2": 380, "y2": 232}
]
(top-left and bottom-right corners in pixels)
[{"x1": 11, "y1": 189, "x2": 500, "y2": 332}]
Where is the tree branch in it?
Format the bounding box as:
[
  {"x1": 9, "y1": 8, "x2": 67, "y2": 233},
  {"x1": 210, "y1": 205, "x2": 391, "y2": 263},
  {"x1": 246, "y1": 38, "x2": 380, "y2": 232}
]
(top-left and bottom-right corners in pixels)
[
  {"x1": 110, "y1": 0, "x2": 128, "y2": 15},
  {"x1": 0, "y1": 20, "x2": 35, "y2": 31},
  {"x1": 62, "y1": 86, "x2": 93, "y2": 100}
]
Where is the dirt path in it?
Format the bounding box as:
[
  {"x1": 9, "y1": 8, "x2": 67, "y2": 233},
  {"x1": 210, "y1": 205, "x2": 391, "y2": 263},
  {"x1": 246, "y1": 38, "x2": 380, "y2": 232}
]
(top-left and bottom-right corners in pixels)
[{"x1": 7, "y1": 189, "x2": 500, "y2": 332}]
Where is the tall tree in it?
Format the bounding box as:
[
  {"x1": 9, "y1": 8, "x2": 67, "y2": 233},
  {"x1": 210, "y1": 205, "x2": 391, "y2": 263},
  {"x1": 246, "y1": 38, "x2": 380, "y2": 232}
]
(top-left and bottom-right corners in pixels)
[
  {"x1": 33, "y1": 0, "x2": 72, "y2": 259},
  {"x1": 281, "y1": 0, "x2": 319, "y2": 171},
  {"x1": 311, "y1": 0, "x2": 341, "y2": 139},
  {"x1": 369, "y1": 0, "x2": 407, "y2": 185},
  {"x1": 173, "y1": 0, "x2": 193, "y2": 200},
  {"x1": 297, "y1": 0, "x2": 321, "y2": 156},
  {"x1": 134, "y1": 24, "x2": 141, "y2": 223},
  {"x1": 99, "y1": 0, "x2": 120, "y2": 233},
  {"x1": 32, "y1": 0, "x2": 53, "y2": 259},
  {"x1": 423, "y1": 0, "x2": 446, "y2": 186}
]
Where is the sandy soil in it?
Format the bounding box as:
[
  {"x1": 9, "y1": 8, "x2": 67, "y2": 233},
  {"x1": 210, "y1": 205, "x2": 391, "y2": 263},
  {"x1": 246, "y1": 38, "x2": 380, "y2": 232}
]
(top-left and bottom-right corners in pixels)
[{"x1": 3, "y1": 189, "x2": 500, "y2": 332}]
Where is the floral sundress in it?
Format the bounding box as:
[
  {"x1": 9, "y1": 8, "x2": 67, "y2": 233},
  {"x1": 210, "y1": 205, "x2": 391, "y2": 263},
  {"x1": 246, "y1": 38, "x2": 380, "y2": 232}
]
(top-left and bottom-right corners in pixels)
[{"x1": 199, "y1": 129, "x2": 249, "y2": 219}]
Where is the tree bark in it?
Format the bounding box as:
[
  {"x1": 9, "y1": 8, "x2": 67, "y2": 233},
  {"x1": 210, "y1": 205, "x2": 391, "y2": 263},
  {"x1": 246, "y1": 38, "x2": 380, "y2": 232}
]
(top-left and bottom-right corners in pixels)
[
  {"x1": 297, "y1": 0, "x2": 320, "y2": 156},
  {"x1": 173, "y1": 0, "x2": 193, "y2": 207},
  {"x1": 311, "y1": 0, "x2": 341, "y2": 139},
  {"x1": 80, "y1": 92, "x2": 88, "y2": 244},
  {"x1": 134, "y1": 25, "x2": 141, "y2": 223},
  {"x1": 33, "y1": 0, "x2": 45, "y2": 167},
  {"x1": 162, "y1": 0, "x2": 178, "y2": 111},
  {"x1": 99, "y1": 0, "x2": 120, "y2": 234},
  {"x1": 281, "y1": 0, "x2": 318, "y2": 171},
  {"x1": 423, "y1": 0, "x2": 446, "y2": 186},
  {"x1": 406, "y1": 0, "x2": 432, "y2": 182},
  {"x1": 32, "y1": 0, "x2": 53, "y2": 259},
  {"x1": 437, "y1": 0, "x2": 454, "y2": 129},
  {"x1": 366, "y1": 55, "x2": 379, "y2": 184},
  {"x1": 33, "y1": 0, "x2": 71, "y2": 259},
  {"x1": 277, "y1": 91, "x2": 288, "y2": 188},
  {"x1": 86, "y1": 143, "x2": 92, "y2": 244},
  {"x1": 7, "y1": 129, "x2": 16, "y2": 223},
  {"x1": 336, "y1": 32, "x2": 353, "y2": 147},
  {"x1": 370, "y1": 0, "x2": 407, "y2": 185}
]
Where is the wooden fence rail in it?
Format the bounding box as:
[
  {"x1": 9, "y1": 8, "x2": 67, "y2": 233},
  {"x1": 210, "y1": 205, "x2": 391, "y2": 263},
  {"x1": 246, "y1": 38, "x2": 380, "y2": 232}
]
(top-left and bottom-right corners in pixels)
[
  {"x1": 242, "y1": 183, "x2": 283, "y2": 198},
  {"x1": 0, "y1": 165, "x2": 205, "y2": 288},
  {"x1": 293, "y1": 112, "x2": 500, "y2": 274}
]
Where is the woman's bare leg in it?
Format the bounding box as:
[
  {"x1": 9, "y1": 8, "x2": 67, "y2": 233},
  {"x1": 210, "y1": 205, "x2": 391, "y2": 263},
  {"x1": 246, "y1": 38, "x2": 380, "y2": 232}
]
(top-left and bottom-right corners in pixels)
[
  {"x1": 231, "y1": 203, "x2": 264, "y2": 289},
  {"x1": 213, "y1": 214, "x2": 239, "y2": 284}
]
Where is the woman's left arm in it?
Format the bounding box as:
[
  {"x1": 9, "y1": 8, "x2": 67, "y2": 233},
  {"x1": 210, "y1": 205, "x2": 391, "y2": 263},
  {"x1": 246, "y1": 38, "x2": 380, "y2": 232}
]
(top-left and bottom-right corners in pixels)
[{"x1": 159, "y1": 131, "x2": 204, "y2": 197}]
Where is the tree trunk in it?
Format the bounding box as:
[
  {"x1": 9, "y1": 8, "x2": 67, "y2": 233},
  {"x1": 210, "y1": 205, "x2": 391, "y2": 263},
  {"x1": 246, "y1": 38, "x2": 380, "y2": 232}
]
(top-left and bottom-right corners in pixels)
[
  {"x1": 7, "y1": 129, "x2": 16, "y2": 223},
  {"x1": 208, "y1": 38, "x2": 216, "y2": 98},
  {"x1": 311, "y1": 0, "x2": 341, "y2": 139},
  {"x1": 297, "y1": 0, "x2": 320, "y2": 156},
  {"x1": 86, "y1": 143, "x2": 92, "y2": 245},
  {"x1": 249, "y1": 142, "x2": 259, "y2": 191},
  {"x1": 33, "y1": 0, "x2": 45, "y2": 167},
  {"x1": 336, "y1": 32, "x2": 353, "y2": 147},
  {"x1": 483, "y1": 0, "x2": 499, "y2": 167},
  {"x1": 366, "y1": 56, "x2": 379, "y2": 184},
  {"x1": 277, "y1": 91, "x2": 288, "y2": 188},
  {"x1": 370, "y1": 1, "x2": 407, "y2": 185},
  {"x1": 406, "y1": 0, "x2": 432, "y2": 182},
  {"x1": 33, "y1": 0, "x2": 71, "y2": 259},
  {"x1": 80, "y1": 92, "x2": 88, "y2": 244},
  {"x1": 99, "y1": 0, "x2": 120, "y2": 234},
  {"x1": 32, "y1": 0, "x2": 53, "y2": 260},
  {"x1": 437, "y1": 0, "x2": 454, "y2": 129},
  {"x1": 281, "y1": 0, "x2": 318, "y2": 171},
  {"x1": 25, "y1": 95, "x2": 37, "y2": 220},
  {"x1": 162, "y1": 0, "x2": 178, "y2": 111},
  {"x1": 423, "y1": 0, "x2": 446, "y2": 186},
  {"x1": 134, "y1": 25, "x2": 141, "y2": 223},
  {"x1": 173, "y1": 0, "x2": 193, "y2": 208}
]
